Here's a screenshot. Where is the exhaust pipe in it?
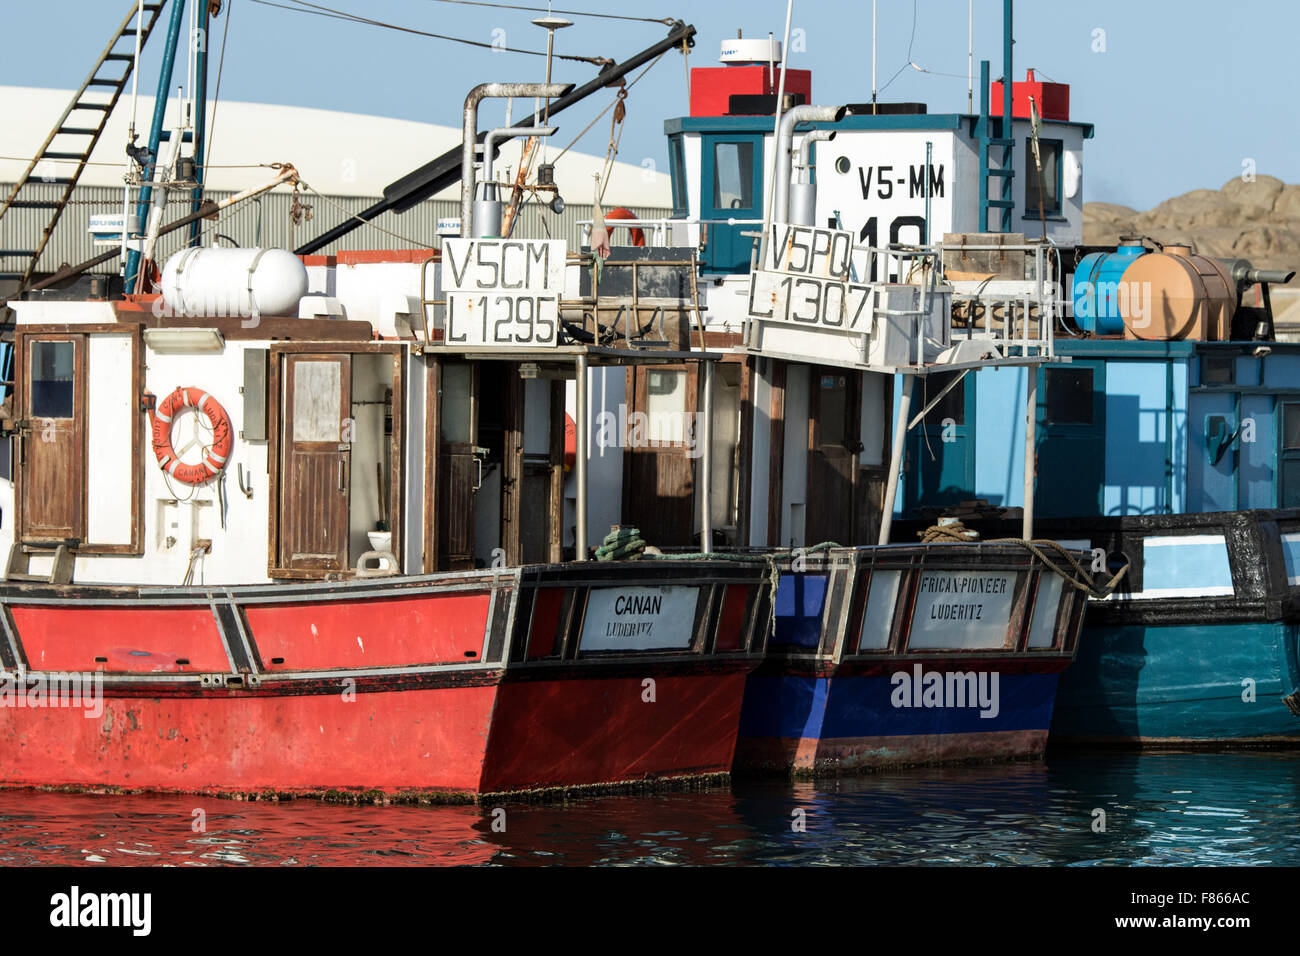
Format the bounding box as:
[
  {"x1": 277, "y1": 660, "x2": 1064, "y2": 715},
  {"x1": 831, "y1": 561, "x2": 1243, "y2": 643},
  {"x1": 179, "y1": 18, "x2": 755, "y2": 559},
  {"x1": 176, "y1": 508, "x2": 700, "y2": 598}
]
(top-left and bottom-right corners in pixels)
[
  {"x1": 476, "y1": 125, "x2": 557, "y2": 238},
  {"x1": 790, "y1": 129, "x2": 837, "y2": 227},
  {"x1": 461, "y1": 83, "x2": 570, "y2": 238}
]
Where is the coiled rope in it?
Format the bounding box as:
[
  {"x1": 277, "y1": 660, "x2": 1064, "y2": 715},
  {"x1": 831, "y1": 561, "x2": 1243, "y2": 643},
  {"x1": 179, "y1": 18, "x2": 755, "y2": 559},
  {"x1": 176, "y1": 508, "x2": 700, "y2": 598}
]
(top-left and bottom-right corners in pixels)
[
  {"x1": 599, "y1": 534, "x2": 841, "y2": 637},
  {"x1": 918, "y1": 519, "x2": 1129, "y2": 599}
]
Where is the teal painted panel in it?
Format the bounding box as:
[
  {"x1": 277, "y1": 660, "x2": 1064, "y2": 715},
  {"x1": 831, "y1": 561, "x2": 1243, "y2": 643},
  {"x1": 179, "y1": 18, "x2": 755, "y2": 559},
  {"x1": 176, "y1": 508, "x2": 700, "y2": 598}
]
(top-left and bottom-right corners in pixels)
[
  {"x1": 1240, "y1": 393, "x2": 1276, "y2": 509},
  {"x1": 1051, "y1": 621, "x2": 1300, "y2": 742},
  {"x1": 1264, "y1": 354, "x2": 1300, "y2": 389},
  {"x1": 973, "y1": 366, "x2": 1024, "y2": 509},
  {"x1": 1187, "y1": 392, "x2": 1236, "y2": 511}
]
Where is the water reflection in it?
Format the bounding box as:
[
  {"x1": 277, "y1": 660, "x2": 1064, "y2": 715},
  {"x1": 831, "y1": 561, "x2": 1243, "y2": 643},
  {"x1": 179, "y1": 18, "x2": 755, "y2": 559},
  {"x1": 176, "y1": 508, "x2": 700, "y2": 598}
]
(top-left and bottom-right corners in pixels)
[{"x1": 0, "y1": 752, "x2": 1295, "y2": 866}]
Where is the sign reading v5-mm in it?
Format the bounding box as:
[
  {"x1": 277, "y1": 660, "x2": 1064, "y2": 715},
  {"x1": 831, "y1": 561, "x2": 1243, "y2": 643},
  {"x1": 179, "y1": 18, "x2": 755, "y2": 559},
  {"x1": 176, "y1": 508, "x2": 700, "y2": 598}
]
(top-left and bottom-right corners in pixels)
[{"x1": 443, "y1": 238, "x2": 566, "y2": 346}]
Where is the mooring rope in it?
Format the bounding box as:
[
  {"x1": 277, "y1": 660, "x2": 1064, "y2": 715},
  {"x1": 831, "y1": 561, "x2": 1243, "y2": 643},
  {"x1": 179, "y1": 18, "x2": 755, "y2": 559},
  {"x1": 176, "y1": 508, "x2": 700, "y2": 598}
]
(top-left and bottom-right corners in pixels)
[{"x1": 918, "y1": 519, "x2": 1129, "y2": 600}]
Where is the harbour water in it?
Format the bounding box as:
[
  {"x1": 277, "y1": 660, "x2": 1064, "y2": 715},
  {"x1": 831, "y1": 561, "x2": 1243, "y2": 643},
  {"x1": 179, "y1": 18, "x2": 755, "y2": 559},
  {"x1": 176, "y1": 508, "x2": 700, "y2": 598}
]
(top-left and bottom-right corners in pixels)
[{"x1": 2, "y1": 752, "x2": 1297, "y2": 867}]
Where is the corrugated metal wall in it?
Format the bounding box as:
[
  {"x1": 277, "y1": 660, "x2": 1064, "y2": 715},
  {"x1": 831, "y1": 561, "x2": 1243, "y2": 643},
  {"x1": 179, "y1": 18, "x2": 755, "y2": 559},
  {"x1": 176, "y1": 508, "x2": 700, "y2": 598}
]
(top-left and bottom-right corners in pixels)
[{"x1": 0, "y1": 182, "x2": 670, "y2": 275}]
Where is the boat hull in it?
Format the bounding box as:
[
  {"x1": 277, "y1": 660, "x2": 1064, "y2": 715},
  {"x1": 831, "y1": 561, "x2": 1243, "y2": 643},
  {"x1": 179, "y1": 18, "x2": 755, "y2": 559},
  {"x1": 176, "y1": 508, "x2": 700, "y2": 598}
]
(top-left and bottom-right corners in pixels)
[
  {"x1": 1050, "y1": 619, "x2": 1300, "y2": 746},
  {"x1": 0, "y1": 562, "x2": 771, "y2": 800},
  {"x1": 736, "y1": 668, "x2": 1064, "y2": 773},
  {"x1": 733, "y1": 545, "x2": 1086, "y2": 775},
  {"x1": 896, "y1": 510, "x2": 1300, "y2": 746}
]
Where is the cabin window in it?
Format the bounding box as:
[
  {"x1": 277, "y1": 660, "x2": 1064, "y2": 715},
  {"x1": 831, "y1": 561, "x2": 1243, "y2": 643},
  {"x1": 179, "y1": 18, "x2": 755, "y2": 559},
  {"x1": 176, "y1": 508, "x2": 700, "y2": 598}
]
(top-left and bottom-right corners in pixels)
[
  {"x1": 292, "y1": 361, "x2": 342, "y2": 442},
  {"x1": 713, "y1": 141, "x2": 755, "y2": 211},
  {"x1": 668, "y1": 135, "x2": 688, "y2": 217},
  {"x1": 646, "y1": 369, "x2": 688, "y2": 443},
  {"x1": 1044, "y1": 367, "x2": 1094, "y2": 425},
  {"x1": 440, "y1": 363, "x2": 473, "y2": 444},
  {"x1": 1024, "y1": 139, "x2": 1062, "y2": 217},
  {"x1": 29, "y1": 341, "x2": 74, "y2": 419},
  {"x1": 1201, "y1": 355, "x2": 1234, "y2": 386},
  {"x1": 1284, "y1": 403, "x2": 1300, "y2": 450},
  {"x1": 1285, "y1": 464, "x2": 1300, "y2": 509},
  {"x1": 922, "y1": 371, "x2": 965, "y2": 426},
  {"x1": 818, "y1": 373, "x2": 850, "y2": 446}
]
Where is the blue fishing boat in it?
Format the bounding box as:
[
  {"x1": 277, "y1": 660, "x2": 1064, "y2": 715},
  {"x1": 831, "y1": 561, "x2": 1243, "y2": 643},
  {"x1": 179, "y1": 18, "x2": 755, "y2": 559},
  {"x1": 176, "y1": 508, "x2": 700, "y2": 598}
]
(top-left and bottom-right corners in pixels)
[{"x1": 733, "y1": 544, "x2": 1086, "y2": 773}]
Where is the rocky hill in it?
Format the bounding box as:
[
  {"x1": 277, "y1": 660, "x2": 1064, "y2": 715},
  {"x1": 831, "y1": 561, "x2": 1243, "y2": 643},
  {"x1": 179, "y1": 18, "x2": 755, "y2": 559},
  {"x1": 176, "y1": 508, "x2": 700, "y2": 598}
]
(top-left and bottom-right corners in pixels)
[{"x1": 1084, "y1": 175, "x2": 1300, "y2": 285}]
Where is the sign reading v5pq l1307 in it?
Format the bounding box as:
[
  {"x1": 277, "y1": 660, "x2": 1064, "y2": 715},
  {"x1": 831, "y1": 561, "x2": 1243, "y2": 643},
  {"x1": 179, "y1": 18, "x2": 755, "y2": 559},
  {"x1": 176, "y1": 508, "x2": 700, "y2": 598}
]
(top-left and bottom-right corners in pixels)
[
  {"x1": 747, "y1": 224, "x2": 874, "y2": 334},
  {"x1": 443, "y1": 239, "x2": 566, "y2": 347}
]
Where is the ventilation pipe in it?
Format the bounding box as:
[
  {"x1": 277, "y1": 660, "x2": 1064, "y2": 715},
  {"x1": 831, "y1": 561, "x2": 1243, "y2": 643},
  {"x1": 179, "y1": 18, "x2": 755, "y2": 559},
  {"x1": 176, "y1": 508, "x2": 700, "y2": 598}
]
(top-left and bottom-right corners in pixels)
[
  {"x1": 461, "y1": 83, "x2": 569, "y2": 239},
  {"x1": 476, "y1": 124, "x2": 556, "y2": 238},
  {"x1": 764, "y1": 105, "x2": 846, "y2": 261},
  {"x1": 789, "y1": 129, "x2": 836, "y2": 227}
]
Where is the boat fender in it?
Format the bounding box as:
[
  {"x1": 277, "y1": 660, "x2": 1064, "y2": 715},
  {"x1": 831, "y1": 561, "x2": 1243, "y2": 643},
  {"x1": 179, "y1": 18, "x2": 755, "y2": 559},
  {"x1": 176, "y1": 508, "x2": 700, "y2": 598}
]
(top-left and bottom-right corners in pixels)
[{"x1": 147, "y1": 386, "x2": 234, "y2": 485}]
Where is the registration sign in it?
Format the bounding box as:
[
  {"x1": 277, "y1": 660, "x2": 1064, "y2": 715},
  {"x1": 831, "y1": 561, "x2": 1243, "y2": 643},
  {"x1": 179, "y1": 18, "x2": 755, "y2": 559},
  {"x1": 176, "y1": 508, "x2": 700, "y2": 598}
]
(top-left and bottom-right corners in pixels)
[
  {"x1": 747, "y1": 223, "x2": 874, "y2": 335},
  {"x1": 443, "y1": 238, "x2": 566, "y2": 347}
]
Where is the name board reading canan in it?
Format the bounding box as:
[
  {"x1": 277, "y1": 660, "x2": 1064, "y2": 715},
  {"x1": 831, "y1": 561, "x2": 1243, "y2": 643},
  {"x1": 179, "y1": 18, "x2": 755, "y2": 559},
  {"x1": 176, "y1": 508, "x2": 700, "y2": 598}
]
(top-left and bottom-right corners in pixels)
[
  {"x1": 579, "y1": 586, "x2": 699, "y2": 652},
  {"x1": 907, "y1": 571, "x2": 1018, "y2": 650},
  {"x1": 746, "y1": 223, "x2": 874, "y2": 334},
  {"x1": 443, "y1": 238, "x2": 566, "y2": 347}
]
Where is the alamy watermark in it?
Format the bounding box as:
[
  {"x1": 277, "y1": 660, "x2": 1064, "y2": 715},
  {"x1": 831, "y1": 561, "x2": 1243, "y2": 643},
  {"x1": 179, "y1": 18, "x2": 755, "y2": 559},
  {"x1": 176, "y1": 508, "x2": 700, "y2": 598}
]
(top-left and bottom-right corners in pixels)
[
  {"x1": 0, "y1": 670, "x2": 103, "y2": 719},
  {"x1": 594, "y1": 403, "x2": 705, "y2": 458},
  {"x1": 890, "y1": 664, "x2": 1000, "y2": 719}
]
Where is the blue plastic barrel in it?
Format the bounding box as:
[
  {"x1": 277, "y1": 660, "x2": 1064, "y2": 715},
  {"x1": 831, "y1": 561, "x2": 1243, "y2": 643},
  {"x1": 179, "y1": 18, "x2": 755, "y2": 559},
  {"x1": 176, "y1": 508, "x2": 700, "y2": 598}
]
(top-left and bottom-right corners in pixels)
[{"x1": 1071, "y1": 243, "x2": 1148, "y2": 334}]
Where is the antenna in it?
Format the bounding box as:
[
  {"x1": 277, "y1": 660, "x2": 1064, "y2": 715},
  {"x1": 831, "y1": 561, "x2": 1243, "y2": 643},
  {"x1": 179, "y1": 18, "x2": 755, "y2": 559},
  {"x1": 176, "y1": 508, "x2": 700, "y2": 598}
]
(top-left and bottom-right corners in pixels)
[
  {"x1": 532, "y1": 15, "x2": 572, "y2": 167},
  {"x1": 872, "y1": 0, "x2": 877, "y2": 114},
  {"x1": 968, "y1": 0, "x2": 974, "y2": 112},
  {"x1": 760, "y1": 0, "x2": 795, "y2": 260}
]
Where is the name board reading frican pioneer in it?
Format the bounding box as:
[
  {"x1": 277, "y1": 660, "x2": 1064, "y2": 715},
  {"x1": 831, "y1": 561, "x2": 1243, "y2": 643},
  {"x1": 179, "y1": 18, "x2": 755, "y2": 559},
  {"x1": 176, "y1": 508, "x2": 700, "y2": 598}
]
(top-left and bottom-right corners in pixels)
[
  {"x1": 746, "y1": 223, "x2": 874, "y2": 334},
  {"x1": 907, "y1": 571, "x2": 1019, "y2": 650},
  {"x1": 443, "y1": 238, "x2": 566, "y2": 347}
]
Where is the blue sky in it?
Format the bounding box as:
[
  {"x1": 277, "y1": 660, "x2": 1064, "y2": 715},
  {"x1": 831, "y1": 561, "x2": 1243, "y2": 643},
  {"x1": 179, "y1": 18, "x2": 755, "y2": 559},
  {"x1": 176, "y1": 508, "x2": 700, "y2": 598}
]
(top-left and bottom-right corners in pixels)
[{"x1": 2, "y1": 0, "x2": 1295, "y2": 211}]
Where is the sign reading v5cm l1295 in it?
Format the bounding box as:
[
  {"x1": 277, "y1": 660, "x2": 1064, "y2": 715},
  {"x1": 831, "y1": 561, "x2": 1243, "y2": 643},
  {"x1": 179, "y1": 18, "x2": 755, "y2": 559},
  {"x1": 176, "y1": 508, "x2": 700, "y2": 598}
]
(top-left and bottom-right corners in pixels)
[{"x1": 443, "y1": 238, "x2": 566, "y2": 347}]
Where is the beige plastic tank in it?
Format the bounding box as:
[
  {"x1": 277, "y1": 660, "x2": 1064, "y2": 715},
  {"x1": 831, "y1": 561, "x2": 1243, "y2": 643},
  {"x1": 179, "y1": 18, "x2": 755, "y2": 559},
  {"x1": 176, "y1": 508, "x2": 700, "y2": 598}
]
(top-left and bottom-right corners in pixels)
[{"x1": 1119, "y1": 244, "x2": 1234, "y2": 341}]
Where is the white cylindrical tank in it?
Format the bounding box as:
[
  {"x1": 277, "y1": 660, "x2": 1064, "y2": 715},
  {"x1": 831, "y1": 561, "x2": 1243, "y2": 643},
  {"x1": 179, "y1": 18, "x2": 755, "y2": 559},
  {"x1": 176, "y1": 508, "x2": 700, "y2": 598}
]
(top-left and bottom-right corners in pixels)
[{"x1": 161, "y1": 247, "x2": 308, "y2": 318}]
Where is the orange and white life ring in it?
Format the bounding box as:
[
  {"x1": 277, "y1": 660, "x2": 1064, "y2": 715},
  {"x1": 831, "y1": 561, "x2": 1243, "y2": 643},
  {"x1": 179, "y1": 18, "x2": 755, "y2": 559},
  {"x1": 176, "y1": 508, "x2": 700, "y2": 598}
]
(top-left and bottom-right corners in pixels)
[
  {"x1": 605, "y1": 207, "x2": 646, "y2": 247},
  {"x1": 148, "y1": 386, "x2": 234, "y2": 485}
]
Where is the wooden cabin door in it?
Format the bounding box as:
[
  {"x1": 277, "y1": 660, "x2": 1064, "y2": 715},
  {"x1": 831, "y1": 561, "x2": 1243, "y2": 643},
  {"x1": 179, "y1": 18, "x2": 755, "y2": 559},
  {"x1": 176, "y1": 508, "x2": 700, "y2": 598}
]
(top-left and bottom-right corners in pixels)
[
  {"x1": 17, "y1": 335, "x2": 85, "y2": 544},
  {"x1": 806, "y1": 367, "x2": 861, "y2": 546},
  {"x1": 623, "y1": 365, "x2": 698, "y2": 547},
  {"x1": 279, "y1": 353, "x2": 351, "y2": 572},
  {"x1": 437, "y1": 361, "x2": 479, "y2": 570}
]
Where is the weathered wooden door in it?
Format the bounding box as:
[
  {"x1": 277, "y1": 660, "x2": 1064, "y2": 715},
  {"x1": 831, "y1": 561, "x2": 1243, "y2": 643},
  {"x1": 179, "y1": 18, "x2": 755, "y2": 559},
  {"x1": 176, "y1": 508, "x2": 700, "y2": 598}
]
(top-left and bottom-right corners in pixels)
[
  {"x1": 623, "y1": 365, "x2": 698, "y2": 547},
  {"x1": 437, "y1": 361, "x2": 479, "y2": 570},
  {"x1": 279, "y1": 353, "x2": 351, "y2": 572},
  {"x1": 806, "y1": 367, "x2": 861, "y2": 546},
  {"x1": 18, "y1": 335, "x2": 85, "y2": 543}
]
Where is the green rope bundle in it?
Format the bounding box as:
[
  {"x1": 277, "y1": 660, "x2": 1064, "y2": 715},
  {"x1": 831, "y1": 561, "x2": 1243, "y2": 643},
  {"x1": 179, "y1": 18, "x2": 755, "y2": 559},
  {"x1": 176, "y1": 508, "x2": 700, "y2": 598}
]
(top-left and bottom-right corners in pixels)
[{"x1": 595, "y1": 526, "x2": 647, "y2": 561}]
